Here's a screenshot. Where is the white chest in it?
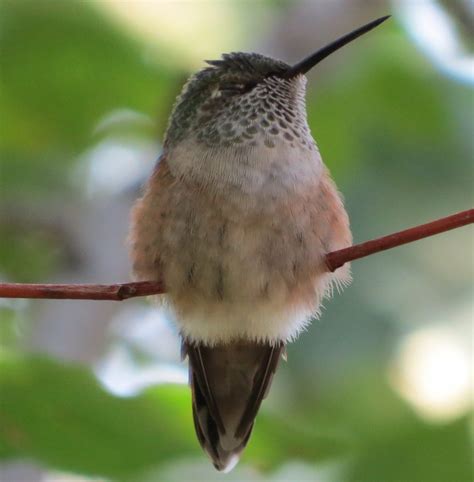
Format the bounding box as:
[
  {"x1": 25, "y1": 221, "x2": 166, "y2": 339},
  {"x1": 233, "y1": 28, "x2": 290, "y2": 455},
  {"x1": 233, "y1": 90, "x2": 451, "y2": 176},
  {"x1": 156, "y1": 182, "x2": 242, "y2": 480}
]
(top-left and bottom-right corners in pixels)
[{"x1": 167, "y1": 136, "x2": 323, "y2": 211}]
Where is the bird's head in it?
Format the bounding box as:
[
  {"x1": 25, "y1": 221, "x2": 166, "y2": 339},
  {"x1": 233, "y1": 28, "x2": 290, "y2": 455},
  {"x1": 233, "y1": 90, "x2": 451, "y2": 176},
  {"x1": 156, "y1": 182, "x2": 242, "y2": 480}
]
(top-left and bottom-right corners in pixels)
[{"x1": 164, "y1": 16, "x2": 390, "y2": 151}]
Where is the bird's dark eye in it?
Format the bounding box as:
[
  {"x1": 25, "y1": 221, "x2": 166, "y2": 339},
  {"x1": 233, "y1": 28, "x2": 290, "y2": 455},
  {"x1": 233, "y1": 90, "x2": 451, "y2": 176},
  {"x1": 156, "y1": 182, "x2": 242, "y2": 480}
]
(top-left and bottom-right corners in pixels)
[
  {"x1": 220, "y1": 81, "x2": 256, "y2": 95},
  {"x1": 220, "y1": 83, "x2": 244, "y2": 94}
]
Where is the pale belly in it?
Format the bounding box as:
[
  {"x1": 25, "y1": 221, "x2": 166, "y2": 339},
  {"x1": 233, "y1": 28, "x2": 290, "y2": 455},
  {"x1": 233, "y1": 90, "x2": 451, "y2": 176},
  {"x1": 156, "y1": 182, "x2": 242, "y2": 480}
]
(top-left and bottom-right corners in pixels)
[{"x1": 130, "y1": 144, "x2": 351, "y2": 344}]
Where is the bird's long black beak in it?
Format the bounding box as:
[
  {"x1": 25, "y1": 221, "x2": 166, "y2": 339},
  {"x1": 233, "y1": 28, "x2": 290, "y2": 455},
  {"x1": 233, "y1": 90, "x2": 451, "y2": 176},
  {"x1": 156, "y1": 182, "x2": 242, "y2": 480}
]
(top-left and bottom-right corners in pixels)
[{"x1": 282, "y1": 15, "x2": 390, "y2": 78}]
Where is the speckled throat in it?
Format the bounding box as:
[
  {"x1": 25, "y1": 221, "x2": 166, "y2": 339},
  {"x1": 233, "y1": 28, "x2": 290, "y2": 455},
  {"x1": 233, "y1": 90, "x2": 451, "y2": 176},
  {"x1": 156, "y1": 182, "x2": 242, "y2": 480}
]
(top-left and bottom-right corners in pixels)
[
  {"x1": 166, "y1": 65, "x2": 316, "y2": 151},
  {"x1": 195, "y1": 76, "x2": 316, "y2": 152}
]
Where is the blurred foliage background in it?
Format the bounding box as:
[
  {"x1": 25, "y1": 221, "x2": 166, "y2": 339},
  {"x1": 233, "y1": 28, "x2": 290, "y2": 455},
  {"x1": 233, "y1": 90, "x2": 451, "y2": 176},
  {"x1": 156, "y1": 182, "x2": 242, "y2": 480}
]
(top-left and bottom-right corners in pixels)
[{"x1": 0, "y1": 0, "x2": 472, "y2": 481}]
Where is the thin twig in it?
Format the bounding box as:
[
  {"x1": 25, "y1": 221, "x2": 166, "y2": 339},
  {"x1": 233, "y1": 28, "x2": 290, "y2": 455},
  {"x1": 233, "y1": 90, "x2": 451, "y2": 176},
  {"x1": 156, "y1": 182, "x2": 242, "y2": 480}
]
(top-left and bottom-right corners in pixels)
[
  {"x1": 325, "y1": 208, "x2": 473, "y2": 271},
  {"x1": 0, "y1": 209, "x2": 472, "y2": 301},
  {"x1": 0, "y1": 281, "x2": 164, "y2": 301}
]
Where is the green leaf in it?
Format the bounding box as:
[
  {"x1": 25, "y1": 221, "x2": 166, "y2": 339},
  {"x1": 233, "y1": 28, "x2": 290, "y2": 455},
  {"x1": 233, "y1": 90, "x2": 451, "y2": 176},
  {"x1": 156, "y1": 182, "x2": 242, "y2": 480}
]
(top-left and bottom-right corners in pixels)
[
  {"x1": 299, "y1": 370, "x2": 473, "y2": 482},
  {"x1": 0, "y1": 353, "x2": 198, "y2": 478}
]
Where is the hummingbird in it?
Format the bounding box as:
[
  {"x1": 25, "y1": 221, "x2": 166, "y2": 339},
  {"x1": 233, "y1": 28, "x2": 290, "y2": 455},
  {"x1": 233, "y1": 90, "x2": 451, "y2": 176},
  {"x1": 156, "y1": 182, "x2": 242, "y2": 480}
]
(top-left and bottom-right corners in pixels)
[{"x1": 130, "y1": 16, "x2": 389, "y2": 471}]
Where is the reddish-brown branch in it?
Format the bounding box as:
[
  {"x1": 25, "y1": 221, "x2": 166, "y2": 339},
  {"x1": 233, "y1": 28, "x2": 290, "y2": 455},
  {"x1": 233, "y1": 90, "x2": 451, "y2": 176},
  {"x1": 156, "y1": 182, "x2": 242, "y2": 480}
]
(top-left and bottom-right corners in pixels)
[
  {"x1": 325, "y1": 208, "x2": 473, "y2": 271},
  {"x1": 0, "y1": 281, "x2": 165, "y2": 301},
  {"x1": 0, "y1": 209, "x2": 472, "y2": 301}
]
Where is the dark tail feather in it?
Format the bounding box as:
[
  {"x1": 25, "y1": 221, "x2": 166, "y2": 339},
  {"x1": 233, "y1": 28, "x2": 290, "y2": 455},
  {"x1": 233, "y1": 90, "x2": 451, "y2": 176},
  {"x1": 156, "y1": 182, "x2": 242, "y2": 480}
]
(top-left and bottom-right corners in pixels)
[{"x1": 184, "y1": 340, "x2": 285, "y2": 471}]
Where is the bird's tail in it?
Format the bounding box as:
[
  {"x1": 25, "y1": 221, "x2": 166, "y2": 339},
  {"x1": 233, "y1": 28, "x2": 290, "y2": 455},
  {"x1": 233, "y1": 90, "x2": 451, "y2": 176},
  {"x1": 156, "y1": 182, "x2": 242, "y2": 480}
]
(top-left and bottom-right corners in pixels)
[{"x1": 183, "y1": 339, "x2": 285, "y2": 471}]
